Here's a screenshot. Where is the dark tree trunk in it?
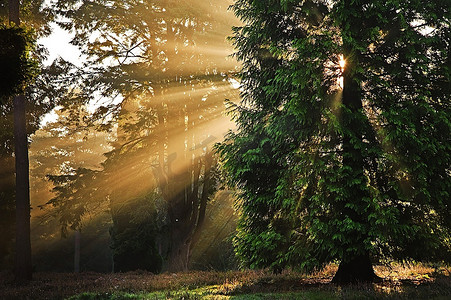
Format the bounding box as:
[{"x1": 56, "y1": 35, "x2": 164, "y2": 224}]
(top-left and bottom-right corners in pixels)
[
  {"x1": 0, "y1": 157, "x2": 15, "y2": 270},
  {"x1": 166, "y1": 227, "x2": 191, "y2": 272},
  {"x1": 332, "y1": 253, "x2": 379, "y2": 284},
  {"x1": 13, "y1": 94, "x2": 32, "y2": 283},
  {"x1": 160, "y1": 148, "x2": 213, "y2": 272},
  {"x1": 333, "y1": 38, "x2": 381, "y2": 284},
  {"x1": 164, "y1": 177, "x2": 192, "y2": 272},
  {"x1": 153, "y1": 22, "x2": 216, "y2": 271},
  {"x1": 10, "y1": 0, "x2": 32, "y2": 283},
  {"x1": 164, "y1": 152, "x2": 214, "y2": 272}
]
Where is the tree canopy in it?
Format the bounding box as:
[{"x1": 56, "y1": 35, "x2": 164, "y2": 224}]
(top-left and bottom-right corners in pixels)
[{"x1": 218, "y1": 0, "x2": 450, "y2": 283}]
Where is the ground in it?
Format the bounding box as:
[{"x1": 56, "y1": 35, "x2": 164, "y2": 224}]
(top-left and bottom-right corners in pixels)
[{"x1": 0, "y1": 264, "x2": 450, "y2": 299}]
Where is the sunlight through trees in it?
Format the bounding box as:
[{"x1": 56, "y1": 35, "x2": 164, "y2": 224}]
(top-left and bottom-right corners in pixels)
[{"x1": 0, "y1": 0, "x2": 449, "y2": 289}]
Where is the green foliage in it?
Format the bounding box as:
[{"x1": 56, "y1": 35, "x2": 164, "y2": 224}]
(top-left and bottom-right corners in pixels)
[
  {"x1": 47, "y1": 168, "x2": 100, "y2": 237},
  {"x1": 218, "y1": 0, "x2": 451, "y2": 273},
  {"x1": 110, "y1": 194, "x2": 163, "y2": 273},
  {"x1": 0, "y1": 25, "x2": 38, "y2": 99}
]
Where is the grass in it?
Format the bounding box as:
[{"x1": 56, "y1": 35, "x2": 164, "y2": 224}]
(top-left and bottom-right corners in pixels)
[
  {"x1": 0, "y1": 263, "x2": 450, "y2": 300},
  {"x1": 67, "y1": 290, "x2": 336, "y2": 300}
]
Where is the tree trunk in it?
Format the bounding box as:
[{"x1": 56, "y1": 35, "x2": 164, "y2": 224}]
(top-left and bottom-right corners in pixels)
[
  {"x1": 10, "y1": 0, "x2": 32, "y2": 283},
  {"x1": 164, "y1": 152, "x2": 214, "y2": 272},
  {"x1": 333, "y1": 38, "x2": 380, "y2": 284},
  {"x1": 164, "y1": 182, "x2": 192, "y2": 272},
  {"x1": 332, "y1": 253, "x2": 379, "y2": 284},
  {"x1": 13, "y1": 94, "x2": 32, "y2": 283},
  {"x1": 166, "y1": 227, "x2": 190, "y2": 272}
]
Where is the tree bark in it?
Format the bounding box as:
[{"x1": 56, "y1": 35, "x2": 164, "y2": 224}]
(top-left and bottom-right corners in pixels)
[
  {"x1": 166, "y1": 227, "x2": 191, "y2": 272},
  {"x1": 332, "y1": 253, "x2": 379, "y2": 284},
  {"x1": 13, "y1": 94, "x2": 32, "y2": 283},
  {"x1": 162, "y1": 149, "x2": 213, "y2": 272},
  {"x1": 157, "y1": 20, "x2": 216, "y2": 272}
]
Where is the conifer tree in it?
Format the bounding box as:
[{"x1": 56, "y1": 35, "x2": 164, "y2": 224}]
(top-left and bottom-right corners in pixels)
[{"x1": 218, "y1": 0, "x2": 450, "y2": 283}]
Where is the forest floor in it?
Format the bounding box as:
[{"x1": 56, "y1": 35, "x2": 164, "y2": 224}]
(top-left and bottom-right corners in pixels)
[{"x1": 1, "y1": 264, "x2": 450, "y2": 299}]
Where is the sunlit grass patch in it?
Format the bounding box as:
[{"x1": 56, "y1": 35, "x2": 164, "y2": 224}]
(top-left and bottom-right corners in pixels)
[{"x1": 374, "y1": 262, "x2": 450, "y2": 283}]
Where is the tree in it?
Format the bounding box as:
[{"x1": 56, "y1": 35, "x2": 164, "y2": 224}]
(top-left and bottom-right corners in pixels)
[
  {"x1": 0, "y1": 100, "x2": 15, "y2": 270},
  {"x1": 0, "y1": 37, "x2": 55, "y2": 274},
  {"x1": 4, "y1": 0, "x2": 33, "y2": 282},
  {"x1": 218, "y1": 0, "x2": 450, "y2": 283},
  {"x1": 49, "y1": 0, "x2": 239, "y2": 272},
  {"x1": 32, "y1": 100, "x2": 113, "y2": 272},
  {"x1": 1, "y1": 0, "x2": 56, "y2": 281},
  {"x1": 29, "y1": 113, "x2": 115, "y2": 272}
]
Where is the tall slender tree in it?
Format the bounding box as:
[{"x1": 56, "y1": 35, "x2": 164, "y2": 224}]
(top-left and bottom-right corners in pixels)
[
  {"x1": 9, "y1": 0, "x2": 32, "y2": 282},
  {"x1": 1, "y1": 0, "x2": 54, "y2": 281},
  {"x1": 218, "y1": 0, "x2": 450, "y2": 283}
]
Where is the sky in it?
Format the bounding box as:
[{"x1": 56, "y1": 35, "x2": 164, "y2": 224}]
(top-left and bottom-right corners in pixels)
[
  {"x1": 39, "y1": 0, "x2": 80, "y2": 65},
  {"x1": 38, "y1": 24, "x2": 78, "y2": 126},
  {"x1": 39, "y1": 22, "x2": 81, "y2": 66}
]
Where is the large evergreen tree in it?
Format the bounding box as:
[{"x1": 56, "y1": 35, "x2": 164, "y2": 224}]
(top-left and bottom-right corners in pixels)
[{"x1": 218, "y1": 0, "x2": 450, "y2": 283}]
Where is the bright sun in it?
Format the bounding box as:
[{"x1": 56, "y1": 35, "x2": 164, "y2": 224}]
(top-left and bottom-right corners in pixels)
[
  {"x1": 338, "y1": 55, "x2": 346, "y2": 89},
  {"x1": 339, "y1": 55, "x2": 346, "y2": 70}
]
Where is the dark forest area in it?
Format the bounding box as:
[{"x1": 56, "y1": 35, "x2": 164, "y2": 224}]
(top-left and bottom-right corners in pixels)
[{"x1": 1, "y1": 0, "x2": 450, "y2": 299}]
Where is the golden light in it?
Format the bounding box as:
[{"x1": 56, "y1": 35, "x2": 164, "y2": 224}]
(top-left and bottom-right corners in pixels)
[
  {"x1": 28, "y1": 0, "x2": 243, "y2": 266},
  {"x1": 339, "y1": 76, "x2": 344, "y2": 89},
  {"x1": 338, "y1": 55, "x2": 345, "y2": 89},
  {"x1": 339, "y1": 55, "x2": 346, "y2": 71}
]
